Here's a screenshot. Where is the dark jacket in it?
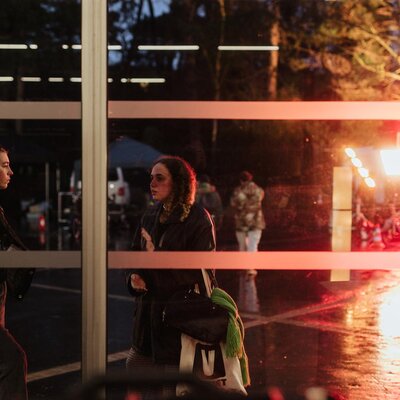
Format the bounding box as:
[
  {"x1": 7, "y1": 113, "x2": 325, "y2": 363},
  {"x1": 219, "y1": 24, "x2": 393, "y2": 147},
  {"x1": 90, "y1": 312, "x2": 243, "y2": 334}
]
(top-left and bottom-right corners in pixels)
[
  {"x1": 0, "y1": 206, "x2": 34, "y2": 301},
  {"x1": 127, "y1": 202, "x2": 216, "y2": 365}
]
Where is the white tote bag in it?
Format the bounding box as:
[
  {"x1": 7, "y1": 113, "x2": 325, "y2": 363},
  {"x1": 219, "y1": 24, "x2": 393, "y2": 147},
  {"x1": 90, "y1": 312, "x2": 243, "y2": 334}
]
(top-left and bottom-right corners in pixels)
[
  {"x1": 176, "y1": 270, "x2": 247, "y2": 396},
  {"x1": 177, "y1": 334, "x2": 247, "y2": 396}
]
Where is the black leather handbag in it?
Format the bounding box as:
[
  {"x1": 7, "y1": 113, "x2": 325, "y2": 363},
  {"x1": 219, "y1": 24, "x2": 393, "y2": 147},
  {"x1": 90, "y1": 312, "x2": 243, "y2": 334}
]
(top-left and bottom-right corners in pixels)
[{"x1": 163, "y1": 288, "x2": 229, "y2": 344}]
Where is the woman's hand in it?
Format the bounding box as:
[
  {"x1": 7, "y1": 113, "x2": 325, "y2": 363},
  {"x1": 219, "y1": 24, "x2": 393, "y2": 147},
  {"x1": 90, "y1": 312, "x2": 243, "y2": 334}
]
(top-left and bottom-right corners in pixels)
[
  {"x1": 141, "y1": 228, "x2": 155, "y2": 251},
  {"x1": 130, "y1": 273, "x2": 147, "y2": 292}
]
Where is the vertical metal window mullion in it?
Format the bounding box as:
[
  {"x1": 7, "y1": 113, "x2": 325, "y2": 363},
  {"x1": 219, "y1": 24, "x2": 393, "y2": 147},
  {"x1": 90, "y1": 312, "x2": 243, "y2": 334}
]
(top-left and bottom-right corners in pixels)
[{"x1": 81, "y1": 0, "x2": 108, "y2": 381}]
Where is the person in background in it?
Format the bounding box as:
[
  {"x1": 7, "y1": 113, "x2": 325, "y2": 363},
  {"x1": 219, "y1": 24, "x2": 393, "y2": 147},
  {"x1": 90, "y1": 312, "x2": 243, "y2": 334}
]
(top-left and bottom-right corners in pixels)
[
  {"x1": 195, "y1": 174, "x2": 223, "y2": 231},
  {"x1": 0, "y1": 145, "x2": 34, "y2": 400},
  {"x1": 230, "y1": 170, "x2": 265, "y2": 254},
  {"x1": 126, "y1": 156, "x2": 216, "y2": 396}
]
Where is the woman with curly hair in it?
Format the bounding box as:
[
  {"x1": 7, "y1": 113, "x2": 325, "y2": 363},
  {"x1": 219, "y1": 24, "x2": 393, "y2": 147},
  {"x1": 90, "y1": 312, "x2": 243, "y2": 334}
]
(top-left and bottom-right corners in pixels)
[{"x1": 126, "y1": 156, "x2": 216, "y2": 387}]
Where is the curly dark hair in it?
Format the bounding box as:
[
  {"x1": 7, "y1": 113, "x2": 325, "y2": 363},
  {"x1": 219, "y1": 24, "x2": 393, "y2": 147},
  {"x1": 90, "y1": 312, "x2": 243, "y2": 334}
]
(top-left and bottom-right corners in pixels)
[{"x1": 153, "y1": 156, "x2": 196, "y2": 221}]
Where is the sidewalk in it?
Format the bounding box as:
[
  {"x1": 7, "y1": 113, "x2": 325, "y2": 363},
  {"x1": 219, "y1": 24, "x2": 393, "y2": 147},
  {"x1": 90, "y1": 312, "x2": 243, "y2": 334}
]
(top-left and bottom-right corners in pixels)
[{"x1": 237, "y1": 269, "x2": 400, "y2": 399}]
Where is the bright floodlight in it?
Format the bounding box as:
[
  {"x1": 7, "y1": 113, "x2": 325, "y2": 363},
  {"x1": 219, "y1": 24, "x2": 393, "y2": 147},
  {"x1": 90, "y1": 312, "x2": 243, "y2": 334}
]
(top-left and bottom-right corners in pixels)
[
  {"x1": 380, "y1": 149, "x2": 400, "y2": 176},
  {"x1": 351, "y1": 157, "x2": 362, "y2": 168},
  {"x1": 344, "y1": 147, "x2": 356, "y2": 158},
  {"x1": 365, "y1": 177, "x2": 376, "y2": 188},
  {"x1": 358, "y1": 167, "x2": 369, "y2": 178}
]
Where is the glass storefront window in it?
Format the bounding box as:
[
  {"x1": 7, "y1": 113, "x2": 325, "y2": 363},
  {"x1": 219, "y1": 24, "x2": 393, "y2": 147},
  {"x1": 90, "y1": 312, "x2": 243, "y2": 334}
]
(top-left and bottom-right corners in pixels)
[
  {"x1": 107, "y1": 118, "x2": 400, "y2": 252},
  {"x1": 3, "y1": 0, "x2": 400, "y2": 398},
  {"x1": 106, "y1": 1, "x2": 400, "y2": 399},
  {"x1": 0, "y1": 1, "x2": 82, "y2": 398},
  {"x1": 0, "y1": 1, "x2": 81, "y2": 101},
  {"x1": 107, "y1": 0, "x2": 400, "y2": 101}
]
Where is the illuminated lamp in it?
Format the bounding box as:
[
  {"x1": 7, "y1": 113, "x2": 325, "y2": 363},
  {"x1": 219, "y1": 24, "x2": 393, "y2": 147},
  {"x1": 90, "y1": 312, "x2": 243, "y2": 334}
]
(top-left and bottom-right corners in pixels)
[
  {"x1": 350, "y1": 157, "x2": 362, "y2": 168},
  {"x1": 365, "y1": 177, "x2": 376, "y2": 188},
  {"x1": 380, "y1": 149, "x2": 400, "y2": 176},
  {"x1": 358, "y1": 167, "x2": 369, "y2": 178},
  {"x1": 38, "y1": 215, "x2": 46, "y2": 231},
  {"x1": 344, "y1": 147, "x2": 356, "y2": 158}
]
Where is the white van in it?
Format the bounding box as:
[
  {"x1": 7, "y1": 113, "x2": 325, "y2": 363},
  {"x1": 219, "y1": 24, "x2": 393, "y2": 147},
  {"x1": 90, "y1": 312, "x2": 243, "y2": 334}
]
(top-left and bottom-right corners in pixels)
[
  {"x1": 69, "y1": 166, "x2": 131, "y2": 207},
  {"x1": 69, "y1": 166, "x2": 131, "y2": 229},
  {"x1": 107, "y1": 167, "x2": 131, "y2": 206}
]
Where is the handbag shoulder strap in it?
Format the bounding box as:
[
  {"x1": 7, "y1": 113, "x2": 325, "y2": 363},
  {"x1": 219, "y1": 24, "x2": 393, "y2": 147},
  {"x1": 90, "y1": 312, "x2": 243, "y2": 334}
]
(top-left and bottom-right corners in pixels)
[{"x1": 200, "y1": 269, "x2": 218, "y2": 297}]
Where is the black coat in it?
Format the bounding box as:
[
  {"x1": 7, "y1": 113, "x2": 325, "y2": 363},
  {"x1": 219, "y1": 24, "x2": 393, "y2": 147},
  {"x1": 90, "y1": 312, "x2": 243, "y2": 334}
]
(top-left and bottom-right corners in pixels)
[
  {"x1": 0, "y1": 206, "x2": 34, "y2": 301},
  {"x1": 127, "y1": 202, "x2": 216, "y2": 365}
]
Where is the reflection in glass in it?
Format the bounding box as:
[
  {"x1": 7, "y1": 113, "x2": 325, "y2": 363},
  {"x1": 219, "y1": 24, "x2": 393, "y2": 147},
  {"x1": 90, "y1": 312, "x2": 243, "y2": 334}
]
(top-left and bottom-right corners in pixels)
[
  {"x1": 108, "y1": 119, "x2": 400, "y2": 251},
  {"x1": 0, "y1": 1, "x2": 81, "y2": 101},
  {"x1": 107, "y1": 1, "x2": 400, "y2": 101},
  {"x1": 238, "y1": 270, "x2": 260, "y2": 314}
]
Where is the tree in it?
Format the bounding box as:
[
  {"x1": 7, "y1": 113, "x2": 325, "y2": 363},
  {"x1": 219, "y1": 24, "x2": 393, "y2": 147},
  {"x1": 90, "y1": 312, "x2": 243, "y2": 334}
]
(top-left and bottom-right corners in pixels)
[{"x1": 288, "y1": 0, "x2": 400, "y2": 100}]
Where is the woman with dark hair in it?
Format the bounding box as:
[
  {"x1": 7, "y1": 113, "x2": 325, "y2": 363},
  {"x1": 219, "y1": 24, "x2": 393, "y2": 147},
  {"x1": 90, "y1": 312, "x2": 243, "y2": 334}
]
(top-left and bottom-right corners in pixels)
[
  {"x1": 0, "y1": 146, "x2": 34, "y2": 400},
  {"x1": 126, "y1": 156, "x2": 216, "y2": 383}
]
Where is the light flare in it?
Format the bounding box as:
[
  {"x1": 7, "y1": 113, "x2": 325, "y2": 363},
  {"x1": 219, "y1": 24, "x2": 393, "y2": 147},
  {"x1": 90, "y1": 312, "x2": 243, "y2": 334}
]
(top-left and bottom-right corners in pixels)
[
  {"x1": 380, "y1": 149, "x2": 400, "y2": 176},
  {"x1": 358, "y1": 167, "x2": 369, "y2": 178},
  {"x1": 365, "y1": 177, "x2": 376, "y2": 188},
  {"x1": 351, "y1": 157, "x2": 362, "y2": 168},
  {"x1": 344, "y1": 147, "x2": 356, "y2": 158}
]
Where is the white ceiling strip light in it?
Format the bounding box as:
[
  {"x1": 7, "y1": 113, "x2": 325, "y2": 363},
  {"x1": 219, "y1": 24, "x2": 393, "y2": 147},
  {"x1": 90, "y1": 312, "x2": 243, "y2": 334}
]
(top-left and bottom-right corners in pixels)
[
  {"x1": 48, "y1": 77, "x2": 64, "y2": 82},
  {"x1": 0, "y1": 44, "x2": 28, "y2": 49},
  {"x1": 138, "y1": 45, "x2": 199, "y2": 51},
  {"x1": 21, "y1": 77, "x2": 41, "y2": 82},
  {"x1": 61, "y1": 44, "x2": 122, "y2": 50},
  {"x1": 120, "y1": 78, "x2": 165, "y2": 83},
  {"x1": 218, "y1": 45, "x2": 279, "y2": 51}
]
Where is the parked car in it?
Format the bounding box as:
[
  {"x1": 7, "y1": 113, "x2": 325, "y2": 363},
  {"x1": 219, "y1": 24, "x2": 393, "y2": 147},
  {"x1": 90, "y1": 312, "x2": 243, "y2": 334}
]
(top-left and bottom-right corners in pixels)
[
  {"x1": 70, "y1": 166, "x2": 131, "y2": 206},
  {"x1": 69, "y1": 166, "x2": 131, "y2": 229},
  {"x1": 106, "y1": 167, "x2": 131, "y2": 207}
]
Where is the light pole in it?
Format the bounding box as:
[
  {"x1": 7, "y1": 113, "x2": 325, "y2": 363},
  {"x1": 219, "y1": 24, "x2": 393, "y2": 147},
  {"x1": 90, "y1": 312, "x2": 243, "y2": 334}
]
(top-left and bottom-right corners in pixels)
[
  {"x1": 331, "y1": 166, "x2": 352, "y2": 281},
  {"x1": 331, "y1": 147, "x2": 378, "y2": 282}
]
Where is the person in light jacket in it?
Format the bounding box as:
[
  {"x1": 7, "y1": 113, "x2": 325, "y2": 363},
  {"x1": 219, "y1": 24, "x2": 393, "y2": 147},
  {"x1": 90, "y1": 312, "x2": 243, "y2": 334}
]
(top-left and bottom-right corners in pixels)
[{"x1": 230, "y1": 170, "x2": 265, "y2": 253}]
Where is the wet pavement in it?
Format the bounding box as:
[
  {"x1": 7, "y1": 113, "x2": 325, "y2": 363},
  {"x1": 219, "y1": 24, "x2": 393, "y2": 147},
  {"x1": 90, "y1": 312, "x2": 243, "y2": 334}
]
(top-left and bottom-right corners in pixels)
[
  {"x1": 244, "y1": 269, "x2": 400, "y2": 399},
  {"x1": 6, "y1": 264, "x2": 400, "y2": 400}
]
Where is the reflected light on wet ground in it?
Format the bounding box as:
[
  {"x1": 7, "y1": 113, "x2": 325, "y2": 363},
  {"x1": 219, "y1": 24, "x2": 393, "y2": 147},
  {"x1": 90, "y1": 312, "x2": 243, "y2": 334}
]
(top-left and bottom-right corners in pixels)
[
  {"x1": 378, "y1": 282, "x2": 400, "y2": 388},
  {"x1": 242, "y1": 269, "x2": 400, "y2": 399},
  {"x1": 379, "y1": 284, "x2": 400, "y2": 338},
  {"x1": 327, "y1": 271, "x2": 400, "y2": 398}
]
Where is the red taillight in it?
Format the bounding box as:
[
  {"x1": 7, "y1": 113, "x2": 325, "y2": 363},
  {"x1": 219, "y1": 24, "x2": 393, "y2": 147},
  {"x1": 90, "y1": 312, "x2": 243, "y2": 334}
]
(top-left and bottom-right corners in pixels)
[
  {"x1": 117, "y1": 187, "x2": 125, "y2": 196},
  {"x1": 38, "y1": 215, "x2": 46, "y2": 231}
]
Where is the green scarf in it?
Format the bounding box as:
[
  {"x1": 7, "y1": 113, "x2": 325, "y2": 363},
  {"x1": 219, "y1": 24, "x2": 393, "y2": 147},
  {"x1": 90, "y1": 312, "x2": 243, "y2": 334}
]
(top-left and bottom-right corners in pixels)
[{"x1": 210, "y1": 287, "x2": 251, "y2": 387}]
